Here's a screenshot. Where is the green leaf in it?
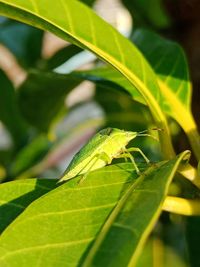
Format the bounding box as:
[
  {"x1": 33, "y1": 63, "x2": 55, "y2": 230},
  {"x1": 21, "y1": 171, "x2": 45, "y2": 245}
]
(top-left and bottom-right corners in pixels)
[
  {"x1": 0, "y1": 0, "x2": 174, "y2": 158},
  {"x1": 0, "y1": 179, "x2": 57, "y2": 233},
  {"x1": 0, "y1": 152, "x2": 190, "y2": 267},
  {"x1": 0, "y1": 164, "x2": 138, "y2": 266},
  {"x1": 81, "y1": 151, "x2": 190, "y2": 267},
  {"x1": 132, "y1": 29, "x2": 191, "y2": 112},
  {"x1": 0, "y1": 68, "x2": 27, "y2": 147},
  {"x1": 132, "y1": 29, "x2": 200, "y2": 160},
  {"x1": 18, "y1": 69, "x2": 80, "y2": 131},
  {"x1": 0, "y1": 19, "x2": 43, "y2": 67}
]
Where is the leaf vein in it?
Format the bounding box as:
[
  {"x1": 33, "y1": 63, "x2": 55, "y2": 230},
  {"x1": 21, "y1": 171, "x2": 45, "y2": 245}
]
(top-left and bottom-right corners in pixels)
[
  {"x1": 86, "y1": 8, "x2": 97, "y2": 45},
  {"x1": 162, "y1": 53, "x2": 181, "y2": 85},
  {"x1": 60, "y1": 0, "x2": 75, "y2": 34},
  {"x1": 111, "y1": 28, "x2": 125, "y2": 65},
  {"x1": 29, "y1": 0, "x2": 39, "y2": 13},
  {"x1": 12, "y1": 202, "x2": 117, "y2": 225},
  {"x1": 0, "y1": 238, "x2": 93, "y2": 260}
]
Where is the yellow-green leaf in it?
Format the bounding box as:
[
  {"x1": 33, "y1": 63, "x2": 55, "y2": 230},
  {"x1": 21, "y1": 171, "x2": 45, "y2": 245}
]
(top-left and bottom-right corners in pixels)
[{"x1": 0, "y1": 152, "x2": 190, "y2": 267}]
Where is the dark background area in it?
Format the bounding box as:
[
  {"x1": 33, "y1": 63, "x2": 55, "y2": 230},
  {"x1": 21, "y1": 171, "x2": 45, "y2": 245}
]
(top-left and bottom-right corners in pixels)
[{"x1": 164, "y1": 0, "x2": 200, "y2": 126}]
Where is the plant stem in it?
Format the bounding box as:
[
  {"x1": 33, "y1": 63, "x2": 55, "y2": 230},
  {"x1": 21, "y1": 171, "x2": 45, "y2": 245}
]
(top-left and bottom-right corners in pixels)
[
  {"x1": 186, "y1": 124, "x2": 200, "y2": 161},
  {"x1": 175, "y1": 110, "x2": 200, "y2": 162},
  {"x1": 152, "y1": 238, "x2": 164, "y2": 267},
  {"x1": 158, "y1": 80, "x2": 200, "y2": 161},
  {"x1": 163, "y1": 196, "x2": 200, "y2": 216}
]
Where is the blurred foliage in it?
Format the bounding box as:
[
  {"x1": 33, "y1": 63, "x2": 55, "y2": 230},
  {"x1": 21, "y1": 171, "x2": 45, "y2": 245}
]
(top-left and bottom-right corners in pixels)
[
  {"x1": 81, "y1": 0, "x2": 96, "y2": 6},
  {"x1": 186, "y1": 217, "x2": 200, "y2": 267},
  {"x1": 0, "y1": 69, "x2": 27, "y2": 148},
  {"x1": 18, "y1": 70, "x2": 81, "y2": 131},
  {"x1": 0, "y1": 19, "x2": 43, "y2": 67},
  {"x1": 0, "y1": 1, "x2": 199, "y2": 267},
  {"x1": 122, "y1": 0, "x2": 171, "y2": 30}
]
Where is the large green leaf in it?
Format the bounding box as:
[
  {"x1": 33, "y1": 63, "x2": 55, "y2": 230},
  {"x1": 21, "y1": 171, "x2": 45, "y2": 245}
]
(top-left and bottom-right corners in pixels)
[
  {"x1": 18, "y1": 69, "x2": 80, "y2": 131},
  {"x1": 132, "y1": 29, "x2": 191, "y2": 112},
  {"x1": 0, "y1": 179, "x2": 57, "y2": 233},
  {"x1": 0, "y1": 0, "x2": 174, "y2": 158},
  {"x1": 0, "y1": 68, "x2": 27, "y2": 147},
  {"x1": 0, "y1": 152, "x2": 189, "y2": 267},
  {"x1": 0, "y1": 164, "x2": 138, "y2": 266},
  {"x1": 81, "y1": 151, "x2": 190, "y2": 267}
]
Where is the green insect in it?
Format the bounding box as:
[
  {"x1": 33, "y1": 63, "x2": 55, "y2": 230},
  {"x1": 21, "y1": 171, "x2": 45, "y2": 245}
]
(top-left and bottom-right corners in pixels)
[{"x1": 59, "y1": 127, "x2": 154, "y2": 183}]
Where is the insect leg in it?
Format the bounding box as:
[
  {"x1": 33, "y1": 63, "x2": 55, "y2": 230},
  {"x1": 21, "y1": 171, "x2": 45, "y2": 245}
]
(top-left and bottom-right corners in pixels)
[
  {"x1": 125, "y1": 147, "x2": 150, "y2": 164},
  {"x1": 116, "y1": 152, "x2": 140, "y2": 175}
]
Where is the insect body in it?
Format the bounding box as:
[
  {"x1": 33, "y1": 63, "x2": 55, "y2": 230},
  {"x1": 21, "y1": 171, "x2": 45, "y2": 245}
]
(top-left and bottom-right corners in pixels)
[{"x1": 59, "y1": 127, "x2": 150, "y2": 183}]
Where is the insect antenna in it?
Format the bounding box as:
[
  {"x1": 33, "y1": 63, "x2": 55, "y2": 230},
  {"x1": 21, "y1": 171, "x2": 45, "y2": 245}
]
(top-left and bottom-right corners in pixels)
[
  {"x1": 137, "y1": 128, "x2": 163, "y2": 141},
  {"x1": 137, "y1": 133, "x2": 158, "y2": 141}
]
